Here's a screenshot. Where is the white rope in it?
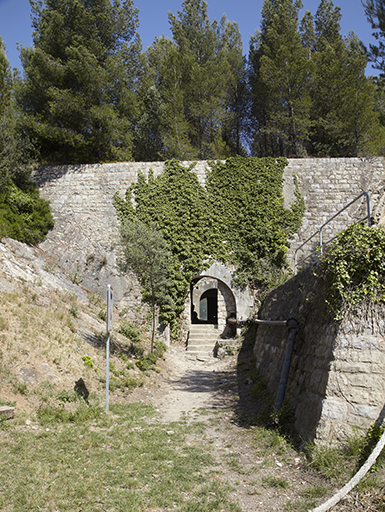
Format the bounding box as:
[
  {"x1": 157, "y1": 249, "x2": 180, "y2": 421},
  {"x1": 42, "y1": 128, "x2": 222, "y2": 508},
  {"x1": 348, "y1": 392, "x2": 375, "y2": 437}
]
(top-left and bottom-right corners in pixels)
[{"x1": 309, "y1": 430, "x2": 385, "y2": 512}]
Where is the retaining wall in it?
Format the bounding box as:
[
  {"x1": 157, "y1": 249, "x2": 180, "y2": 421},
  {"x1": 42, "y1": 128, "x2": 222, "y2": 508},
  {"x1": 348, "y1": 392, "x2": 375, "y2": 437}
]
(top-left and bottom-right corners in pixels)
[
  {"x1": 254, "y1": 268, "x2": 385, "y2": 444},
  {"x1": 35, "y1": 157, "x2": 385, "y2": 307}
]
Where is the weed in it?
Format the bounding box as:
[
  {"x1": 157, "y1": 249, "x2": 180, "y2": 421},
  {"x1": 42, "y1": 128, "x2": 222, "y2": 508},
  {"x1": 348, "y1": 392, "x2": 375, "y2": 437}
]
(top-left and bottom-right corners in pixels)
[
  {"x1": 69, "y1": 304, "x2": 78, "y2": 318},
  {"x1": 307, "y1": 443, "x2": 348, "y2": 481},
  {"x1": 82, "y1": 355, "x2": 97, "y2": 372},
  {"x1": 300, "y1": 484, "x2": 329, "y2": 499},
  {"x1": 98, "y1": 308, "x2": 107, "y2": 321},
  {"x1": 262, "y1": 475, "x2": 289, "y2": 489},
  {"x1": 37, "y1": 400, "x2": 102, "y2": 425},
  {"x1": 0, "y1": 316, "x2": 9, "y2": 331},
  {"x1": 136, "y1": 352, "x2": 157, "y2": 371},
  {"x1": 154, "y1": 340, "x2": 167, "y2": 359},
  {"x1": 357, "y1": 423, "x2": 385, "y2": 470},
  {"x1": 118, "y1": 320, "x2": 142, "y2": 343},
  {"x1": 56, "y1": 389, "x2": 77, "y2": 404},
  {"x1": 12, "y1": 380, "x2": 27, "y2": 395}
]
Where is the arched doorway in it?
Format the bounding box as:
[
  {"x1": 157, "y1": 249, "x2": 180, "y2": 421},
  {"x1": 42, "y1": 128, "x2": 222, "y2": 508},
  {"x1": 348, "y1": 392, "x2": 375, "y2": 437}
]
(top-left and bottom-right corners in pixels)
[
  {"x1": 190, "y1": 276, "x2": 236, "y2": 337},
  {"x1": 198, "y1": 288, "x2": 218, "y2": 324}
]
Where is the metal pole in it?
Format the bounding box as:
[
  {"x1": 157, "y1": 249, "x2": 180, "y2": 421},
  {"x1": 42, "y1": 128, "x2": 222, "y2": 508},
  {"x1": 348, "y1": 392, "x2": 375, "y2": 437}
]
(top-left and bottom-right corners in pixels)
[
  {"x1": 275, "y1": 319, "x2": 299, "y2": 412},
  {"x1": 106, "y1": 285, "x2": 113, "y2": 413},
  {"x1": 364, "y1": 192, "x2": 371, "y2": 227}
]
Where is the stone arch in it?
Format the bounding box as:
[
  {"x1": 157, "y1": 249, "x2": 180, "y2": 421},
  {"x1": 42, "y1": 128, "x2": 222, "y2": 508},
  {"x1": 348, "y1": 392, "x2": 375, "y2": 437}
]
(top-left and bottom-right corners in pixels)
[
  {"x1": 183, "y1": 261, "x2": 254, "y2": 339},
  {"x1": 190, "y1": 276, "x2": 236, "y2": 337}
]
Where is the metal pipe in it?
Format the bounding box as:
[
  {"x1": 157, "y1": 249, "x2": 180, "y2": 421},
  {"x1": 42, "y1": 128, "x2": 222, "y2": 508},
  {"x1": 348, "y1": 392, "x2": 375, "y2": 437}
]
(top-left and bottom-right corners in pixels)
[
  {"x1": 275, "y1": 318, "x2": 299, "y2": 412},
  {"x1": 252, "y1": 318, "x2": 287, "y2": 327}
]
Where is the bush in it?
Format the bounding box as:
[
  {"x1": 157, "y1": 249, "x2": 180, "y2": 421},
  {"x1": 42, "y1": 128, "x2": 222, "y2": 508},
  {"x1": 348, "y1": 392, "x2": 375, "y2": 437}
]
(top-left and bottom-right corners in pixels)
[
  {"x1": 0, "y1": 182, "x2": 54, "y2": 244},
  {"x1": 118, "y1": 321, "x2": 142, "y2": 343},
  {"x1": 135, "y1": 353, "x2": 157, "y2": 371}
]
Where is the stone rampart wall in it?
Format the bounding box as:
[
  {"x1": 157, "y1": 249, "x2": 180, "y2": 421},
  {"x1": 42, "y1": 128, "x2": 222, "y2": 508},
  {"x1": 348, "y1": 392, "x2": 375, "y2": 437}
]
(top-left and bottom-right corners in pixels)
[
  {"x1": 284, "y1": 157, "x2": 385, "y2": 266},
  {"x1": 254, "y1": 268, "x2": 385, "y2": 444},
  {"x1": 35, "y1": 158, "x2": 385, "y2": 442},
  {"x1": 35, "y1": 157, "x2": 385, "y2": 309}
]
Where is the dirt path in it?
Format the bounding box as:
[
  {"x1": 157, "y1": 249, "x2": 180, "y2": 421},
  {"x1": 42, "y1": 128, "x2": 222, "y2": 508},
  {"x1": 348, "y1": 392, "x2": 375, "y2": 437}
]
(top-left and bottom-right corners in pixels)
[
  {"x1": 131, "y1": 344, "x2": 382, "y2": 512},
  {"x1": 157, "y1": 346, "x2": 238, "y2": 423}
]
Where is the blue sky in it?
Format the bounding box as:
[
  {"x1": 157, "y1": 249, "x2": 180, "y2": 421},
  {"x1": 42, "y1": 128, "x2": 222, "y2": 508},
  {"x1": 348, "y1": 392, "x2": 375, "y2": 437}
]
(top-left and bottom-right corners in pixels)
[{"x1": 0, "y1": 0, "x2": 380, "y2": 76}]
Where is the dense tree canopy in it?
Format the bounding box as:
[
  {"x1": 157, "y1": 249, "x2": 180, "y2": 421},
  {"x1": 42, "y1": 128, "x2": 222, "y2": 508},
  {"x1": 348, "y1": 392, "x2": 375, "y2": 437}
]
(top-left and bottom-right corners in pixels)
[
  {"x1": 0, "y1": 0, "x2": 383, "y2": 165},
  {"x1": 17, "y1": 0, "x2": 142, "y2": 164},
  {"x1": 134, "y1": 0, "x2": 246, "y2": 160},
  {"x1": 248, "y1": 0, "x2": 385, "y2": 157}
]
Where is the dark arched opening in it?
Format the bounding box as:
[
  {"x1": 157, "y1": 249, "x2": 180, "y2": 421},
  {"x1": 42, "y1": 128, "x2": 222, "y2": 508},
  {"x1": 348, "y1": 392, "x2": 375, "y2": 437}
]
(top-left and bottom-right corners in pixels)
[{"x1": 199, "y1": 289, "x2": 218, "y2": 324}]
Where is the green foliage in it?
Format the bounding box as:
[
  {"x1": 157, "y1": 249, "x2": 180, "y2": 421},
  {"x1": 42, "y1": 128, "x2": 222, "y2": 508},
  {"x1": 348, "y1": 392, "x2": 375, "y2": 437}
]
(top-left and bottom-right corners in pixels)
[
  {"x1": 117, "y1": 321, "x2": 142, "y2": 344},
  {"x1": 118, "y1": 219, "x2": 172, "y2": 350},
  {"x1": 308, "y1": 2, "x2": 385, "y2": 157},
  {"x1": 319, "y1": 224, "x2": 385, "y2": 319},
  {"x1": 0, "y1": 36, "x2": 54, "y2": 245},
  {"x1": 18, "y1": 0, "x2": 141, "y2": 164},
  {"x1": 0, "y1": 181, "x2": 54, "y2": 245},
  {"x1": 153, "y1": 340, "x2": 167, "y2": 359},
  {"x1": 206, "y1": 157, "x2": 304, "y2": 292},
  {"x1": 135, "y1": 352, "x2": 157, "y2": 372},
  {"x1": 37, "y1": 400, "x2": 102, "y2": 425},
  {"x1": 249, "y1": 0, "x2": 385, "y2": 157},
  {"x1": 363, "y1": 0, "x2": 385, "y2": 76},
  {"x1": 358, "y1": 423, "x2": 385, "y2": 471},
  {"x1": 139, "y1": 0, "x2": 247, "y2": 160},
  {"x1": 115, "y1": 158, "x2": 304, "y2": 336},
  {"x1": 249, "y1": 0, "x2": 311, "y2": 157},
  {"x1": 82, "y1": 355, "x2": 97, "y2": 372}
]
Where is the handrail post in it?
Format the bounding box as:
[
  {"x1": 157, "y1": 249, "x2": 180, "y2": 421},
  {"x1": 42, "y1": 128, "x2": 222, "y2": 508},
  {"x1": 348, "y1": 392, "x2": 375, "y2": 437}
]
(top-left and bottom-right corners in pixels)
[
  {"x1": 319, "y1": 228, "x2": 323, "y2": 255},
  {"x1": 365, "y1": 192, "x2": 371, "y2": 227}
]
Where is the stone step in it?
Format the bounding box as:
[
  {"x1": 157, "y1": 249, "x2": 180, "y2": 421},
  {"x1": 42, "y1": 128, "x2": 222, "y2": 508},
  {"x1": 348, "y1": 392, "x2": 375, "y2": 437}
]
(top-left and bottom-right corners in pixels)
[
  {"x1": 186, "y1": 344, "x2": 216, "y2": 353},
  {"x1": 187, "y1": 340, "x2": 218, "y2": 348},
  {"x1": 189, "y1": 324, "x2": 219, "y2": 331},
  {"x1": 188, "y1": 334, "x2": 219, "y2": 341},
  {"x1": 187, "y1": 324, "x2": 220, "y2": 356},
  {"x1": 186, "y1": 349, "x2": 215, "y2": 357}
]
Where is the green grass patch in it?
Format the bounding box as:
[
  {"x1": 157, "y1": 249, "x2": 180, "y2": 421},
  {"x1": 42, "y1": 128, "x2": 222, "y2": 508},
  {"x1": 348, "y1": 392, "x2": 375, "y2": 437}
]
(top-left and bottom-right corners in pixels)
[{"x1": 0, "y1": 402, "x2": 240, "y2": 512}]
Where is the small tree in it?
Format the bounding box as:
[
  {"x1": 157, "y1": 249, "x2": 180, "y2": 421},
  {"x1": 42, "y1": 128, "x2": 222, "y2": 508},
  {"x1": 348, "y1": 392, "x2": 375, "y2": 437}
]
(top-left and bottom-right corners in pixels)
[{"x1": 119, "y1": 219, "x2": 172, "y2": 352}]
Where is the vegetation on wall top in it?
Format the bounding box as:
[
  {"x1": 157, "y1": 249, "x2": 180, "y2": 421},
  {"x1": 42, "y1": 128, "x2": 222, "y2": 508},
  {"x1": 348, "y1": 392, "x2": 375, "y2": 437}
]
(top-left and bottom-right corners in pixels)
[
  {"x1": 319, "y1": 223, "x2": 385, "y2": 320},
  {"x1": 114, "y1": 157, "x2": 304, "y2": 335}
]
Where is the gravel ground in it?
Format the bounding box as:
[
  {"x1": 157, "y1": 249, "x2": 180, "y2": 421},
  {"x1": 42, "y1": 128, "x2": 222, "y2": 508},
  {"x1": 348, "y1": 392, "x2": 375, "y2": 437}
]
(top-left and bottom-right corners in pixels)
[{"x1": 126, "y1": 342, "x2": 385, "y2": 512}]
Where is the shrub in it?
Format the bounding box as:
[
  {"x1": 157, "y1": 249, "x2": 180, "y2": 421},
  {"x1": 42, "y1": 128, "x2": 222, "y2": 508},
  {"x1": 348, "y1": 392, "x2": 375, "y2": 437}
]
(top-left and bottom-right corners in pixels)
[{"x1": 0, "y1": 182, "x2": 54, "y2": 244}]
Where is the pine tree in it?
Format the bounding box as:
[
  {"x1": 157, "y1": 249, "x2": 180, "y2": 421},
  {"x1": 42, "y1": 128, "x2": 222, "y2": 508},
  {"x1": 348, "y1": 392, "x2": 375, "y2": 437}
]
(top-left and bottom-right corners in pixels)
[
  {"x1": 309, "y1": 0, "x2": 385, "y2": 156},
  {"x1": 363, "y1": 0, "x2": 385, "y2": 75},
  {"x1": 17, "y1": 0, "x2": 142, "y2": 164},
  {"x1": 0, "y1": 37, "x2": 32, "y2": 188},
  {"x1": 249, "y1": 0, "x2": 311, "y2": 157},
  {"x1": 143, "y1": 0, "x2": 247, "y2": 160}
]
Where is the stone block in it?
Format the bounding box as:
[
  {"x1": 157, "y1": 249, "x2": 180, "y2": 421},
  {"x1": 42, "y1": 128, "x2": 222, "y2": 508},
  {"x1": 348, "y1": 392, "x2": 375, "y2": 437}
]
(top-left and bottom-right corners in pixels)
[
  {"x1": 321, "y1": 399, "x2": 347, "y2": 422},
  {"x1": 350, "y1": 404, "x2": 378, "y2": 420},
  {"x1": 0, "y1": 406, "x2": 15, "y2": 420}
]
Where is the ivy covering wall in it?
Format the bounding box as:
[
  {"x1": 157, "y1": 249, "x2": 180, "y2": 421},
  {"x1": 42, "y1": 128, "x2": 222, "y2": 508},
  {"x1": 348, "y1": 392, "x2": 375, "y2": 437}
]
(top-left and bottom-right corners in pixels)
[{"x1": 114, "y1": 157, "x2": 304, "y2": 334}]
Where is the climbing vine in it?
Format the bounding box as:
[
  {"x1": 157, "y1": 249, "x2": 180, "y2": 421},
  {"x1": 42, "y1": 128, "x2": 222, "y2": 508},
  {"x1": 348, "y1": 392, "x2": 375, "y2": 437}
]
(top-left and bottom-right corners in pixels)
[
  {"x1": 319, "y1": 223, "x2": 385, "y2": 320},
  {"x1": 114, "y1": 157, "x2": 304, "y2": 335},
  {"x1": 206, "y1": 157, "x2": 304, "y2": 290}
]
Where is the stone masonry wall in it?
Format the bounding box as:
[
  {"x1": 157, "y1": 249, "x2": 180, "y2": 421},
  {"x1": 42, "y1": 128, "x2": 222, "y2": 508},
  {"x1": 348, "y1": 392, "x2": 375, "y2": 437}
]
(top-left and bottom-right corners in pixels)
[
  {"x1": 35, "y1": 157, "x2": 385, "y2": 315},
  {"x1": 254, "y1": 268, "x2": 385, "y2": 445},
  {"x1": 34, "y1": 158, "x2": 385, "y2": 441},
  {"x1": 35, "y1": 161, "x2": 207, "y2": 313},
  {"x1": 284, "y1": 157, "x2": 385, "y2": 267}
]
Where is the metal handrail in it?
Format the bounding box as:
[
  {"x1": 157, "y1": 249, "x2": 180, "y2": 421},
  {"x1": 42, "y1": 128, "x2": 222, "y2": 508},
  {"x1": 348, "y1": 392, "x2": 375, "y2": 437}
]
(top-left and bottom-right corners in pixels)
[{"x1": 294, "y1": 191, "x2": 371, "y2": 275}]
